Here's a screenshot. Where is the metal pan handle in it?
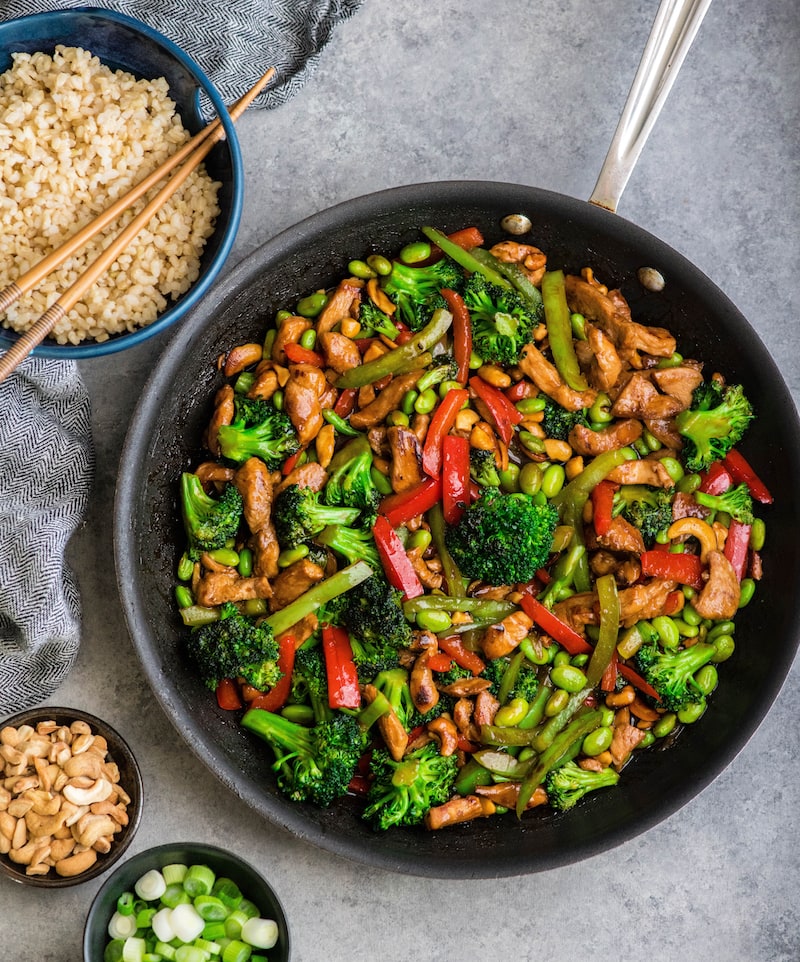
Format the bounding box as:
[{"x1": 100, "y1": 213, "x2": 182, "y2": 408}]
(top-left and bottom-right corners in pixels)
[{"x1": 589, "y1": 0, "x2": 713, "y2": 213}]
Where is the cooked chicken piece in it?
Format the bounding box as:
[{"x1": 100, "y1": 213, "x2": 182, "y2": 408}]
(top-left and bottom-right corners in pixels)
[
  {"x1": 691, "y1": 550, "x2": 741, "y2": 620},
  {"x1": 651, "y1": 364, "x2": 704, "y2": 408},
  {"x1": 473, "y1": 689, "x2": 500, "y2": 727},
  {"x1": 250, "y1": 523, "x2": 281, "y2": 578},
  {"x1": 410, "y1": 648, "x2": 440, "y2": 715},
  {"x1": 611, "y1": 372, "x2": 683, "y2": 421},
  {"x1": 437, "y1": 677, "x2": 494, "y2": 697},
  {"x1": 475, "y1": 783, "x2": 548, "y2": 810},
  {"x1": 194, "y1": 572, "x2": 272, "y2": 607},
  {"x1": 425, "y1": 795, "x2": 495, "y2": 830},
  {"x1": 671, "y1": 491, "x2": 709, "y2": 521},
  {"x1": 387, "y1": 425, "x2": 423, "y2": 493},
  {"x1": 283, "y1": 362, "x2": 328, "y2": 446},
  {"x1": 609, "y1": 722, "x2": 645, "y2": 769},
  {"x1": 318, "y1": 331, "x2": 361, "y2": 374},
  {"x1": 553, "y1": 592, "x2": 598, "y2": 633},
  {"x1": 575, "y1": 322, "x2": 623, "y2": 392},
  {"x1": 206, "y1": 384, "x2": 235, "y2": 456},
  {"x1": 606, "y1": 458, "x2": 675, "y2": 488},
  {"x1": 589, "y1": 550, "x2": 642, "y2": 586},
  {"x1": 195, "y1": 461, "x2": 236, "y2": 485},
  {"x1": 275, "y1": 461, "x2": 328, "y2": 495},
  {"x1": 569, "y1": 418, "x2": 642, "y2": 456},
  {"x1": 268, "y1": 558, "x2": 325, "y2": 612},
  {"x1": 617, "y1": 578, "x2": 678, "y2": 627},
  {"x1": 234, "y1": 457, "x2": 274, "y2": 533},
  {"x1": 643, "y1": 416, "x2": 684, "y2": 450},
  {"x1": 349, "y1": 371, "x2": 425, "y2": 430},
  {"x1": 594, "y1": 515, "x2": 646, "y2": 555},
  {"x1": 481, "y1": 610, "x2": 533, "y2": 659},
  {"x1": 364, "y1": 684, "x2": 408, "y2": 761},
  {"x1": 488, "y1": 240, "x2": 547, "y2": 285},
  {"x1": 315, "y1": 278, "x2": 362, "y2": 334},
  {"x1": 517, "y1": 343, "x2": 597, "y2": 411},
  {"x1": 277, "y1": 612, "x2": 318, "y2": 648},
  {"x1": 271, "y1": 315, "x2": 311, "y2": 364}
]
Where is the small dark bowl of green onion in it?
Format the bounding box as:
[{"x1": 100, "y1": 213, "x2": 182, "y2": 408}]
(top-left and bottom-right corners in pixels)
[{"x1": 83, "y1": 842, "x2": 291, "y2": 961}]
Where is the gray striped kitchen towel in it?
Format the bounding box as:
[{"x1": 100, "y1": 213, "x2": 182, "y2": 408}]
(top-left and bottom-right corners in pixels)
[
  {"x1": 1, "y1": 0, "x2": 365, "y2": 110},
  {"x1": 0, "y1": 360, "x2": 94, "y2": 715}
]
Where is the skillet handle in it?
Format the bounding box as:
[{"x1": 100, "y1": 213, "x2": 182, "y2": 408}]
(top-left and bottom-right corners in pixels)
[{"x1": 589, "y1": 0, "x2": 713, "y2": 213}]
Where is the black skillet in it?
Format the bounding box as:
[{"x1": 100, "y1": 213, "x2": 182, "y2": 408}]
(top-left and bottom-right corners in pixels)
[{"x1": 113, "y1": 0, "x2": 800, "y2": 877}]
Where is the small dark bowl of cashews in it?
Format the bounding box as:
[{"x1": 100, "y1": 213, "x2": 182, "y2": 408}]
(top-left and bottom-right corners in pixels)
[{"x1": 0, "y1": 706, "x2": 143, "y2": 887}]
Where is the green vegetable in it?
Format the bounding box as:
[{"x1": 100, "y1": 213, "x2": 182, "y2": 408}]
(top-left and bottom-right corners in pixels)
[
  {"x1": 216, "y1": 395, "x2": 300, "y2": 470},
  {"x1": 180, "y1": 472, "x2": 243, "y2": 561},
  {"x1": 272, "y1": 483, "x2": 362, "y2": 547},
  {"x1": 381, "y1": 256, "x2": 464, "y2": 331},
  {"x1": 545, "y1": 759, "x2": 619, "y2": 810},
  {"x1": 615, "y1": 484, "x2": 675, "y2": 547},
  {"x1": 694, "y1": 481, "x2": 755, "y2": 524},
  {"x1": 541, "y1": 270, "x2": 588, "y2": 391},
  {"x1": 675, "y1": 380, "x2": 754, "y2": 472},
  {"x1": 540, "y1": 396, "x2": 588, "y2": 441},
  {"x1": 462, "y1": 270, "x2": 538, "y2": 365},
  {"x1": 635, "y1": 640, "x2": 718, "y2": 711}
]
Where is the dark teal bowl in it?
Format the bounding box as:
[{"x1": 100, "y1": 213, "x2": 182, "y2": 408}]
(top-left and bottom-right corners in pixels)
[
  {"x1": 0, "y1": 7, "x2": 243, "y2": 359},
  {"x1": 83, "y1": 842, "x2": 291, "y2": 961}
]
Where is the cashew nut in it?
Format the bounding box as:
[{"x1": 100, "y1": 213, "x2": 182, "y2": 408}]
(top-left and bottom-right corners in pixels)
[
  {"x1": 426, "y1": 716, "x2": 459, "y2": 757},
  {"x1": 666, "y1": 517, "x2": 718, "y2": 562},
  {"x1": 62, "y1": 777, "x2": 113, "y2": 806},
  {"x1": 54, "y1": 847, "x2": 98, "y2": 877}
]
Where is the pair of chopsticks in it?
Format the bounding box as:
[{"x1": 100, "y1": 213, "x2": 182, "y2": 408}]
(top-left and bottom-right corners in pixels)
[{"x1": 0, "y1": 68, "x2": 276, "y2": 385}]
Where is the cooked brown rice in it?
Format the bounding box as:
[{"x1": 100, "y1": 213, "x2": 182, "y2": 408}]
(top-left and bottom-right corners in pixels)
[{"x1": 0, "y1": 45, "x2": 221, "y2": 345}]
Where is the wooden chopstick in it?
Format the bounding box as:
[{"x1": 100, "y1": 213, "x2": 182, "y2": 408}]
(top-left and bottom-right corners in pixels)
[{"x1": 0, "y1": 68, "x2": 275, "y2": 384}]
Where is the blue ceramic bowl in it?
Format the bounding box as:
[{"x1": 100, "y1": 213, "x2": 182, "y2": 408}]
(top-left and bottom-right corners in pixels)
[{"x1": 0, "y1": 7, "x2": 244, "y2": 359}]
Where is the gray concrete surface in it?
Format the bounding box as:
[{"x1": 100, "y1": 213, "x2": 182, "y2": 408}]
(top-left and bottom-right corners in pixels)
[{"x1": 3, "y1": 0, "x2": 799, "y2": 959}]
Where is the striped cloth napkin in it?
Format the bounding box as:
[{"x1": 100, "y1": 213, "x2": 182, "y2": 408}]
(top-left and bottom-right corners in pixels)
[{"x1": 0, "y1": 0, "x2": 363, "y2": 714}]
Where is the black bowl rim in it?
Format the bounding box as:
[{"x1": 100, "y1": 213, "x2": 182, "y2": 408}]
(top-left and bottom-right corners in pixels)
[
  {"x1": 0, "y1": 705, "x2": 144, "y2": 888},
  {"x1": 114, "y1": 178, "x2": 800, "y2": 878},
  {"x1": 82, "y1": 840, "x2": 291, "y2": 962},
  {"x1": 0, "y1": 5, "x2": 244, "y2": 360}
]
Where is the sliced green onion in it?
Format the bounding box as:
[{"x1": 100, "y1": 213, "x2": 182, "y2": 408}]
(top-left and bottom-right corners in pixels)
[
  {"x1": 241, "y1": 917, "x2": 279, "y2": 950},
  {"x1": 135, "y1": 869, "x2": 166, "y2": 902},
  {"x1": 107, "y1": 911, "x2": 138, "y2": 941},
  {"x1": 169, "y1": 902, "x2": 205, "y2": 943},
  {"x1": 194, "y1": 895, "x2": 229, "y2": 922},
  {"x1": 151, "y1": 907, "x2": 176, "y2": 943},
  {"x1": 212, "y1": 877, "x2": 243, "y2": 910},
  {"x1": 121, "y1": 937, "x2": 146, "y2": 962},
  {"x1": 224, "y1": 909, "x2": 252, "y2": 940},
  {"x1": 116, "y1": 891, "x2": 135, "y2": 916},
  {"x1": 154, "y1": 943, "x2": 177, "y2": 961},
  {"x1": 174, "y1": 947, "x2": 210, "y2": 962},
  {"x1": 183, "y1": 864, "x2": 216, "y2": 898},
  {"x1": 221, "y1": 940, "x2": 252, "y2": 962}
]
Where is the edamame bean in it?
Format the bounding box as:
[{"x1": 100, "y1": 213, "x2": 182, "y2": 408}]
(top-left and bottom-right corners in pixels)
[
  {"x1": 676, "y1": 473, "x2": 701, "y2": 494},
  {"x1": 652, "y1": 712, "x2": 677, "y2": 738},
  {"x1": 515, "y1": 396, "x2": 547, "y2": 415},
  {"x1": 544, "y1": 689, "x2": 570, "y2": 716},
  {"x1": 693, "y1": 664, "x2": 718, "y2": 696},
  {"x1": 588, "y1": 393, "x2": 613, "y2": 423},
  {"x1": 738, "y1": 578, "x2": 756, "y2": 608},
  {"x1": 296, "y1": 291, "x2": 327, "y2": 317},
  {"x1": 541, "y1": 463, "x2": 566, "y2": 498},
  {"x1": 281, "y1": 704, "x2": 315, "y2": 725},
  {"x1": 570, "y1": 312, "x2": 587, "y2": 340},
  {"x1": 407, "y1": 529, "x2": 432, "y2": 552},
  {"x1": 371, "y1": 465, "x2": 393, "y2": 495},
  {"x1": 681, "y1": 604, "x2": 703, "y2": 627},
  {"x1": 263, "y1": 328, "x2": 277, "y2": 356},
  {"x1": 552, "y1": 650, "x2": 572, "y2": 667},
  {"x1": 706, "y1": 620, "x2": 736, "y2": 642},
  {"x1": 272, "y1": 389, "x2": 284, "y2": 411},
  {"x1": 518, "y1": 462, "x2": 543, "y2": 496},
  {"x1": 414, "y1": 388, "x2": 438, "y2": 414},
  {"x1": 299, "y1": 328, "x2": 317, "y2": 350},
  {"x1": 550, "y1": 664, "x2": 587, "y2": 693},
  {"x1": 582, "y1": 725, "x2": 613, "y2": 756},
  {"x1": 642, "y1": 428, "x2": 661, "y2": 452},
  {"x1": 400, "y1": 389, "x2": 419, "y2": 415},
  {"x1": 177, "y1": 553, "x2": 194, "y2": 582},
  {"x1": 439, "y1": 380, "x2": 463, "y2": 398},
  {"x1": 387, "y1": 410, "x2": 410, "y2": 427},
  {"x1": 652, "y1": 615, "x2": 680, "y2": 649},
  {"x1": 498, "y1": 464, "x2": 520, "y2": 492},
  {"x1": 519, "y1": 430, "x2": 545, "y2": 455},
  {"x1": 571, "y1": 653, "x2": 589, "y2": 668},
  {"x1": 660, "y1": 456, "x2": 685, "y2": 482},
  {"x1": 237, "y1": 548, "x2": 253, "y2": 578},
  {"x1": 710, "y1": 634, "x2": 735, "y2": 663},
  {"x1": 399, "y1": 240, "x2": 431, "y2": 264},
  {"x1": 415, "y1": 609, "x2": 452, "y2": 633},
  {"x1": 367, "y1": 254, "x2": 393, "y2": 276},
  {"x1": 494, "y1": 698, "x2": 529, "y2": 728},
  {"x1": 242, "y1": 598, "x2": 268, "y2": 616},
  {"x1": 347, "y1": 259, "x2": 377, "y2": 280},
  {"x1": 274, "y1": 310, "x2": 292, "y2": 324},
  {"x1": 208, "y1": 548, "x2": 239, "y2": 567},
  {"x1": 469, "y1": 351, "x2": 484, "y2": 370},
  {"x1": 749, "y1": 517, "x2": 766, "y2": 552},
  {"x1": 234, "y1": 372, "x2": 255, "y2": 395},
  {"x1": 656, "y1": 352, "x2": 683, "y2": 369},
  {"x1": 639, "y1": 730, "x2": 656, "y2": 749},
  {"x1": 599, "y1": 706, "x2": 615, "y2": 728},
  {"x1": 278, "y1": 544, "x2": 310, "y2": 567},
  {"x1": 677, "y1": 699, "x2": 707, "y2": 724},
  {"x1": 175, "y1": 585, "x2": 193, "y2": 609}
]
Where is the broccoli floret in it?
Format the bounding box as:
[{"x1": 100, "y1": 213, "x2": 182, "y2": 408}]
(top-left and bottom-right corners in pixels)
[
  {"x1": 371, "y1": 667, "x2": 415, "y2": 730},
  {"x1": 241, "y1": 707, "x2": 365, "y2": 807},
  {"x1": 675, "y1": 381, "x2": 754, "y2": 473},
  {"x1": 217, "y1": 395, "x2": 299, "y2": 470},
  {"x1": 315, "y1": 522, "x2": 381, "y2": 570},
  {"x1": 324, "y1": 436, "x2": 381, "y2": 516},
  {"x1": 694, "y1": 482, "x2": 754, "y2": 524},
  {"x1": 445, "y1": 488, "x2": 558, "y2": 585},
  {"x1": 541, "y1": 397, "x2": 589, "y2": 442},
  {"x1": 415, "y1": 353, "x2": 459, "y2": 392},
  {"x1": 331, "y1": 576, "x2": 412, "y2": 679},
  {"x1": 358, "y1": 301, "x2": 401, "y2": 341},
  {"x1": 362, "y1": 742, "x2": 458, "y2": 830},
  {"x1": 292, "y1": 645, "x2": 331, "y2": 724},
  {"x1": 634, "y1": 641, "x2": 717, "y2": 711},
  {"x1": 186, "y1": 602, "x2": 281, "y2": 692},
  {"x1": 180, "y1": 472, "x2": 243, "y2": 560},
  {"x1": 482, "y1": 654, "x2": 540, "y2": 703},
  {"x1": 615, "y1": 484, "x2": 675, "y2": 548},
  {"x1": 382, "y1": 258, "x2": 465, "y2": 332},
  {"x1": 273, "y1": 484, "x2": 362, "y2": 547},
  {"x1": 462, "y1": 271, "x2": 537, "y2": 366},
  {"x1": 545, "y1": 759, "x2": 619, "y2": 811},
  {"x1": 469, "y1": 447, "x2": 501, "y2": 488}
]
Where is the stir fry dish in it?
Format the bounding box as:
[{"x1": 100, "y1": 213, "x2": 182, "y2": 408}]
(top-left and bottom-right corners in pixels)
[{"x1": 173, "y1": 223, "x2": 772, "y2": 831}]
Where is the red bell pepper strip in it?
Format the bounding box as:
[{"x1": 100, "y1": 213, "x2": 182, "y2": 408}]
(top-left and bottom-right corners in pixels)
[
  {"x1": 215, "y1": 677, "x2": 243, "y2": 711},
  {"x1": 421, "y1": 387, "x2": 469, "y2": 477},
  {"x1": 600, "y1": 650, "x2": 618, "y2": 693},
  {"x1": 428, "y1": 652, "x2": 455, "y2": 672},
  {"x1": 698, "y1": 460, "x2": 732, "y2": 495},
  {"x1": 446, "y1": 226, "x2": 484, "y2": 250},
  {"x1": 504, "y1": 379, "x2": 536, "y2": 402},
  {"x1": 640, "y1": 548, "x2": 705, "y2": 591},
  {"x1": 469, "y1": 376, "x2": 523, "y2": 445},
  {"x1": 441, "y1": 288, "x2": 472, "y2": 383},
  {"x1": 617, "y1": 662, "x2": 661, "y2": 702},
  {"x1": 663, "y1": 589, "x2": 685, "y2": 616},
  {"x1": 321, "y1": 623, "x2": 361, "y2": 709},
  {"x1": 333, "y1": 387, "x2": 357, "y2": 418},
  {"x1": 281, "y1": 449, "x2": 303, "y2": 476},
  {"x1": 379, "y1": 476, "x2": 442, "y2": 528},
  {"x1": 519, "y1": 593, "x2": 593, "y2": 655},
  {"x1": 283, "y1": 342, "x2": 325, "y2": 367},
  {"x1": 372, "y1": 514, "x2": 424, "y2": 599},
  {"x1": 723, "y1": 449, "x2": 773, "y2": 504},
  {"x1": 590, "y1": 480, "x2": 617, "y2": 537},
  {"x1": 438, "y1": 635, "x2": 486, "y2": 675},
  {"x1": 249, "y1": 634, "x2": 297, "y2": 712},
  {"x1": 723, "y1": 518, "x2": 751, "y2": 581},
  {"x1": 442, "y1": 434, "x2": 470, "y2": 525}
]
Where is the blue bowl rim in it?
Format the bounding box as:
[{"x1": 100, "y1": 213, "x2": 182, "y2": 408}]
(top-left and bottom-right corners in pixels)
[{"x1": 0, "y1": 6, "x2": 244, "y2": 360}]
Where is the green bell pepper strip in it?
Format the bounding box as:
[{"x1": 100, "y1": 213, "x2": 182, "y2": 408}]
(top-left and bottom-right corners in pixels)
[
  {"x1": 472, "y1": 748, "x2": 533, "y2": 780},
  {"x1": 264, "y1": 560, "x2": 374, "y2": 637},
  {"x1": 402, "y1": 594, "x2": 515, "y2": 620},
  {"x1": 426, "y1": 502, "x2": 467, "y2": 598},
  {"x1": 420, "y1": 227, "x2": 511, "y2": 288},
  {"x1": 335, "y1": 307, "x2": 452, "y2": 389},
  {"x1": 516, "y1": 707, "x2": 604, "y2": 816},
  {"x1": 479, "y1": 723, "x2": 540, "y2": 748},
  {"x1": 540, "y1": 269, "x2": 588, "y2": 391},
  {"x1": 322, "y1": 409, "x2": 361, "y2": 437},
  {"x1": 585, "y1": 573, "x2": 620, "y2": 688}
]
